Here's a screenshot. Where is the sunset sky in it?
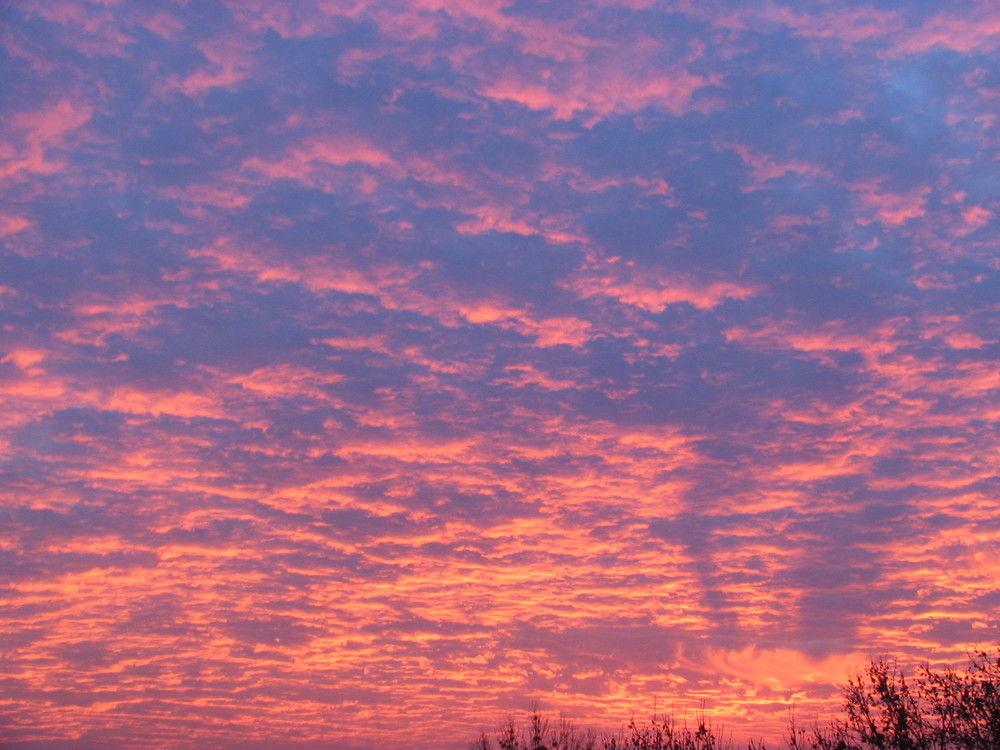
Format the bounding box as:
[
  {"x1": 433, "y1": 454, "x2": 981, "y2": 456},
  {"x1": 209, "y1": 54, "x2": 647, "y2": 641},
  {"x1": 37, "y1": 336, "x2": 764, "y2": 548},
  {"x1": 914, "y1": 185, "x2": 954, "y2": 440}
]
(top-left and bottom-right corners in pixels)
[{"x1": 2, "y1": 1, "x2": 999, "y2": 748}]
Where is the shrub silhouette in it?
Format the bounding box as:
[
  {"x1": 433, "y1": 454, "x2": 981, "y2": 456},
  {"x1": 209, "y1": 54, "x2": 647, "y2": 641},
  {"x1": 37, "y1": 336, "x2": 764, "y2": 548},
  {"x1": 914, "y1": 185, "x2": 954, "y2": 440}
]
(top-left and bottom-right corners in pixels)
[
  {"x1": 472, "y1": 706, "x2": 600, "y2": 750},
  {"x1": 473, "y1": 705, "x2": 739, "y2": 750},
  {"x1": 473, "y1": 649, "x2": 1000, "y2": 750},
  {"x1": 603, "y1": 712, "x2": 741, "y2": 750}
]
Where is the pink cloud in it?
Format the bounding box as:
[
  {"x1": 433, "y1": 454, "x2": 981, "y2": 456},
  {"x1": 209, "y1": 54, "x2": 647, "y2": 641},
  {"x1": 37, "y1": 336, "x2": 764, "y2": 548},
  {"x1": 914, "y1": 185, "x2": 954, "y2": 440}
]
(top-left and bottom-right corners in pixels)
[
  {"x1": 919, "y1": 314, "x2": 995, "y2": 350},
  {"x1": 455, "y1": 203, "x2": 584, "y2": 244},
  {"x1": 153, "y1": 35, "x2": 261, "y2": 98},
  {"x1": 23, "y1": 0, "x2": 135, "y2": 57},
  {"x1": 331, "y1": 2, "x2": 718, "y2": 122},
  {"x1": 493, "y1": 363, "x2": 579, "y2": 392},
  {"x1": 961, "y1": 205, "x2": 993, "y2": 230},
  {"x1": 480, "y1": 62, "x2": 718, "y2": 121},
  {"x1": 893, "y1": 10, "x2": 1000, "y2": 55},
  {"x1": 1, "y1": 99, "x2": 93, "y2": 180},
  {"x1": 849, "y1": 180, "x2": 931, "y2": 226},
  {"x1": 0, "y1": 213, "x2": 31, "y2": 237},
  {"x1": 571, "y1": 265, "x2": 760, "y2": 312},
  {"x1": 242, "y1": 134, "x2": 396, "y2": 190},
  {"x1": 721, "y1": 141, "x2": 828, "y2": 191},
  {"x1": 432, "y1": 297, "x2": 597, "y2": 348},
  {"x1": 159, "y1": 184, "x2": 253, "y2": 212},
  {"x1": 1, "y1": 348, "x2": 48, "y2": 372},
  {"x1": 104, "y1": 387, "x2": 229, "y2": 420},
  {"x1": 142, "y1": 9, "x2": 186, "y2": 40},
  {"x1": 189, "y1": 238, "x2": 399, "y2": 298},
  {"x1": 724, "y1": 319, "x2": 908, "y2": 379},
  {"x1": 221, "y1": 0, "x2": 345, "y2": 39},
  {"x1": 764, "y1": 4, "x2": 904, "y2": 44}
]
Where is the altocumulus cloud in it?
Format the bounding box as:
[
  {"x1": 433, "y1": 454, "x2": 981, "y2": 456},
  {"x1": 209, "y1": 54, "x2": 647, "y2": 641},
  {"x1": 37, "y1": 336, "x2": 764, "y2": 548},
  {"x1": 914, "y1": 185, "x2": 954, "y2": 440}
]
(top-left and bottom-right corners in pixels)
[{"x1": 1, "y1": 0, "x2": 999, "y2": 748}]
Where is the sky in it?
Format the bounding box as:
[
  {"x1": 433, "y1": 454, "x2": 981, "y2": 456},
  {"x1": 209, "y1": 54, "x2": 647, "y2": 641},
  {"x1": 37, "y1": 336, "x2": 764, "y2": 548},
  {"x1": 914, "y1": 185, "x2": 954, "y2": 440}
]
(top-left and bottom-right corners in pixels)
[{"x1": 1, "y1": 0, "x2": 999, "y2": 748}]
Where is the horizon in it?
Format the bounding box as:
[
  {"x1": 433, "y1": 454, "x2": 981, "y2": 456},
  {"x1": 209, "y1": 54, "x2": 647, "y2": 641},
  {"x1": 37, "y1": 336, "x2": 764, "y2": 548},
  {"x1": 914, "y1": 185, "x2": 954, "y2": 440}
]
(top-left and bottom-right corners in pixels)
[{"x1": 2, "y1": 1, "x2": 999, "y2": 748}]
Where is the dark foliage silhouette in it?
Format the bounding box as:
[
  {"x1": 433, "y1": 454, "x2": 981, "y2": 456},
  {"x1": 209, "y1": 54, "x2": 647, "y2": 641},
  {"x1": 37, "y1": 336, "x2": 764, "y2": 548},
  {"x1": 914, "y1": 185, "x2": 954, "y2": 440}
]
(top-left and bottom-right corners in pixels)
[
  {"x1": 788, "y1": 649, "x2": 1000, "y2": 749},
  {"x1": 473, "y1": 649, "x2": 1000, "y2": 750}
]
